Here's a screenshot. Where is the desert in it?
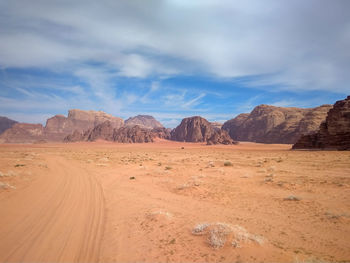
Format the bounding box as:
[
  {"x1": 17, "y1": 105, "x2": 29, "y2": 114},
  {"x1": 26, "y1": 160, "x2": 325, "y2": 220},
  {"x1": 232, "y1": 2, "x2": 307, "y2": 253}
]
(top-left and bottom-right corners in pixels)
[
  {"x1": 0, "y1": 141, "x2": 349, "y2": 262},
  {"x1": 1, "y1": 1, "x2": 350, "y2": 262}
]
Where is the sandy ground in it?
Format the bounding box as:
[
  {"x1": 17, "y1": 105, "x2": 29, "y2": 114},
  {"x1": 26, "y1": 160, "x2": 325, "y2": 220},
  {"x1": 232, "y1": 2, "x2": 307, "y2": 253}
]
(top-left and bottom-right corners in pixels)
[{"x1": 0, "y1": 140, "x2": 349, "y2": 263}]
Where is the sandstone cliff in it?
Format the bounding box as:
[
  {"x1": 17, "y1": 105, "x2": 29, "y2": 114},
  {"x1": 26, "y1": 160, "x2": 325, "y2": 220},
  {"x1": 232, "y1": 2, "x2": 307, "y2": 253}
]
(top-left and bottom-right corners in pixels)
[
  {"x1": 125, "y1": 115, "x2": 163, "y2": 129},
  {"x1": 293, "y1": 96, "x2": 350, "y2": 150},
  {"x1": 64, "y1": 122, "x2": 170, "y2": 143},
  {"x1": 222, "y1": 104, "x2": 332, "y2": 144},
  {"x1": 0, "y1": 109, "x2": 124, "y2": 143},
  {"x1": 0, "y1": 116, "x2": 17, "y2": 134},
  {"x1": 171, "y1": 116, "x2": 236, "y2": 144},
  {"x1": 0, "y1": 123, "x2": 45, "y2": 143}
]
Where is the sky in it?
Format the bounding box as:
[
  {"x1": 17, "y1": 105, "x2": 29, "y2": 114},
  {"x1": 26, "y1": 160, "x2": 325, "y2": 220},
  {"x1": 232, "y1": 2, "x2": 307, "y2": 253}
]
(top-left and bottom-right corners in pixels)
[{"x1": 0, "y1": 0, "x2": 349, "y2": 127}]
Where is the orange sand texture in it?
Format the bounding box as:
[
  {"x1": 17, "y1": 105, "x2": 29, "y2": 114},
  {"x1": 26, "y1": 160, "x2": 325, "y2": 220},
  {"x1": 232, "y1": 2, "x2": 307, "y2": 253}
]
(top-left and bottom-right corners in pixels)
[{"x1": 0, "y1": 140, "x2": 349, "y2": 262}]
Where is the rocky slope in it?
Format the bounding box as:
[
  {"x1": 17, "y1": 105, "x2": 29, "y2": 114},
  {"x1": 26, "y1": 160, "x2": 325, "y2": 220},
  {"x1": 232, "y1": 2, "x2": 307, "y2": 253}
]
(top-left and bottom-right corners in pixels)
[
  {"x1": 293, "y1": 96, "x2": 350, "y2": 150},
  {"x1": 171, "y1": 116, "x2": 236, "y2": 144},
  {"x1": 64, "y1": 121, "x2": 170, "y2": 143},
  {"x1": 0, "y1": 123, "x2": 45, "y2": 143},
  {"x1": 0, "y1": 116, "x2": 17, "y2": 134},
  {"x1": 125, "y1": 115, "x2": 163, "y2": 129},
  {"x1": 0, "y1": 109, "x2": 124, "y2": 143},
  {"x1": 222, "y1": 104, "x2": 332, "y2": 144}
]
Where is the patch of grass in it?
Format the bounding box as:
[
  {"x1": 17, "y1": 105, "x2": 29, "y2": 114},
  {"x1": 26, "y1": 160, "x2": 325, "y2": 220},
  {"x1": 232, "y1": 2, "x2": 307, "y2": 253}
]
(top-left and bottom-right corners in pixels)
[
  {"x1": 165, "y1": 166, "x2": 172, "y2": 170},
  {"x1": 224, "y1": 161, "x2": 233, "y2": 167},
  {"x1": 129, "y1": 176, "x2": 136, "y2": 180},
  {"x1": 14, "y1": 164, "x2": 25, "y2": 167}
]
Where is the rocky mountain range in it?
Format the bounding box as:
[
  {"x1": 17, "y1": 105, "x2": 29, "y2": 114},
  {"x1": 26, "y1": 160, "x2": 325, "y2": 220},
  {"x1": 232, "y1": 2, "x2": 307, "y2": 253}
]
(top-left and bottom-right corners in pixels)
[
  {"x1": 125, "y1": 115, "x2": 163, "y2": 129},
  {"x1": 0, "y1": 109, "x2": 124, "y2": 143},
  {"x1": 0, "y1": 116, "x2": 17, "y2": 134},
  {"x1": 1, "y1": 97, "x2": 348, "y2": 147},
  {"x1": 64, "y1": 121, "x2": 170, "y2": 143},
  {"x1": 222, "y1": 104, "x2": 332, "y2": 144},
  {"x1": 170, "y1": 116, "x2": 235, "y2": 145},
  {"x1": 293, "y1": 96, "x2": 350, "y2": 150}
]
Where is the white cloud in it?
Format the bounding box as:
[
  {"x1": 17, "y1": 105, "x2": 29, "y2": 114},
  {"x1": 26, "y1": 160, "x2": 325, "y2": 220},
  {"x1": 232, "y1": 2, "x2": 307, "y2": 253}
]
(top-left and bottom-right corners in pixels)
[{"x1": 0, "y1": 0, "x2": 348, "y2": 93}]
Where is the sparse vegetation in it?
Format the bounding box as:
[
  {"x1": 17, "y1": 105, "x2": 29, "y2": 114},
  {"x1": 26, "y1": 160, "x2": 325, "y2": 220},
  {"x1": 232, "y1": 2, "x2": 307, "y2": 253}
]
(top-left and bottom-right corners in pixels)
[
  {"x1": 14, "y1": 164, "x2": 25, "y2": 167},
  {"x1": 284, "y1": 195, "x2": 301, "y2": 201},
  {"x1": 165, "y1": 166, "x2": 172, "y2": 170},
  {"x1": 223, "y1": 161, "x2": 233, "y2": 167},
  {"x1": 129, "y1": 176, "x2": 135, "y2": 180}
]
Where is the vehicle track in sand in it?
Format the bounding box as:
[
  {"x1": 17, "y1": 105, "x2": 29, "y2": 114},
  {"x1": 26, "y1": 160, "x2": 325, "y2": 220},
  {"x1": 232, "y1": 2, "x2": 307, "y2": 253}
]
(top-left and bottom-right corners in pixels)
[{"x1": 0, "y1": 156, "x2": 105, "y2": 262}]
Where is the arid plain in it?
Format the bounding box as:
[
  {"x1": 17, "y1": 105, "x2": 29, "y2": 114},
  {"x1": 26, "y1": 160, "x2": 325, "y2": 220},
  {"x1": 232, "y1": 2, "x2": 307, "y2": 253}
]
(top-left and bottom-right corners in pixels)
[{"x1": 0, "y1": 140, "x2": 349, "y2": 263}]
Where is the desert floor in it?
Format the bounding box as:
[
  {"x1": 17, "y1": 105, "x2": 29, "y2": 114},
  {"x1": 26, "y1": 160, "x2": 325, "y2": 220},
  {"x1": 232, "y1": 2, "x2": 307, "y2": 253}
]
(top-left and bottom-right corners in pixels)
[{"x1": 0, "y1": 140, "x2": 349, "y2": 263}]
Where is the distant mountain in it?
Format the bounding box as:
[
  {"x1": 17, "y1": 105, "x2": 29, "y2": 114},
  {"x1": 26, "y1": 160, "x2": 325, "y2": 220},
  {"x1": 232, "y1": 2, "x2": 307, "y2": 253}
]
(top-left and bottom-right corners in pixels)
[
  {"x1": 222, "y1": 104, "x2": 332, "y2": 144},
  {"x1": 170, "y1": 116, "x2": 235, "y2": 145},
  {"x1": 293, "y1": 96, "x2": 350, "y2": 150},
  {"x1": 125, "y1": 115, "x2": 163, "y2": 129},
  {"x1": 64, "y1": 121, "x2": 171, "y2": 143},
  {"x1": 0, "y1": 109, "x2": 124, "y2": 143},
  {"x1": 0, "y1": 116, "x2": 17, "y2": 134}
]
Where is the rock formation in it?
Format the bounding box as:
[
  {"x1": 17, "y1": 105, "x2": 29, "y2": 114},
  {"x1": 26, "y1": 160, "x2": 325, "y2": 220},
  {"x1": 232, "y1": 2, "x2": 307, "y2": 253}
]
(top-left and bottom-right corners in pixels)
[
  {"x1": 0, "y1": 109, "x2": 124, "y2": 143},
  {"x1": 125, "y1": 115, "x2": 163, "y2": 129},
  {"x1": 207, "y1": 130, "x2": 236, "y2": 145},
  {"x1": 222, "y1": 104, "x2": 332, "y2": 144},
  {"x1": 210, "y1": 122, "x2": 223, "y2": 131},
  {"x1": 0, "y1": 116, "x2": 17, "y2": 134},
  {"x1": 171, "y1": 116, "x2": 236, "y2": 144},
  {"x1": 64, "y1": 122, "x2": 170, "y2": 143},
  {"x1": 293, "y1": 96, "x2": 350, "y2": 150},
  {"x1": 0, "y1": 123, "x2": 45, "y2": 143},
  {"x1": 45, "y1": 109, "x2": 124, "y2": 141}
]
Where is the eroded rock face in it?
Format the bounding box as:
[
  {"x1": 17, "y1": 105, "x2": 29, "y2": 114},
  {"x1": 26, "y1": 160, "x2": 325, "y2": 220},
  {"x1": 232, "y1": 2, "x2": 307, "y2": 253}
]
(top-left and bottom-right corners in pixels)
[
  {"x1": 125, "y1": 115, "x2": 163, "y2": 129},
  {"x1": 293, "y1": 96, "x2": 350, "y2": 150},
  {"x1": 0, "y1": 123, "x2": 44, "y2": 143},
  {"x1": 171, "y1": 116, "x2": 236, "y2": 144},
  {"x1": 210, "y1": 122, "x2": 223, "y2": 131},
  {"x1": 171, "y1": 116, "x2": 216, "y2": 142},
  {"x1": 45, "y1": 109, "x2": 124, "y2": 141},
  {"x1": 1, "y1": 109, "x2": 124, "y2": 143},
  {"x1": 0, "y1": 116, "x2": 17, "y2": 134},
  {"x1": 64, "y1": 122, "x2": 169, "y2": 143},
  {"x1": 222, "y1": 105, "x2": 332, "y2": 144},
  {"x1": 207, "y1": 130, "x2": 236, "y2": 145}
]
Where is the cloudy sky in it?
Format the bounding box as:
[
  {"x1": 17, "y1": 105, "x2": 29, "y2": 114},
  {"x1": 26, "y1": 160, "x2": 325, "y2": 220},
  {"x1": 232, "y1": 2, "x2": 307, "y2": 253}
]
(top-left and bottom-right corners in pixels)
[{"x1": 0, "y1": 0, "x2": 349, "y2": 127}]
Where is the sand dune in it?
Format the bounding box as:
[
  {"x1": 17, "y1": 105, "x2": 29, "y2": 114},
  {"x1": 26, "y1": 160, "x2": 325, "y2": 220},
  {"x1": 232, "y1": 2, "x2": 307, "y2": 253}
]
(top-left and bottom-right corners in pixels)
[{"x1": 0, "y1": 141, "x2": 349, "y2": 262}]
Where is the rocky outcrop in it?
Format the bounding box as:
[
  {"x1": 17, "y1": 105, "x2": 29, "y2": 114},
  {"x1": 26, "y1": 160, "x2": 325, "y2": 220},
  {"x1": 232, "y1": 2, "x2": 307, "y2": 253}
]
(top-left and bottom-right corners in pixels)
[
  {"x1": 125, "y1": 115, "x2": 163, "y2": 129},
  {"x1": 170, "y1": 116, "x2": 236, "y2": 144},
  {"x1": 222, "y1": 105, "x2": 332, "y2": 144},
  {"x1": 207, "y1": 130, "x2": 236, "y2": 145},
  {"x1": 293, "y1": 96, "x2": 350, "y2": 150},
  {"x1": 0, "y1": 109, "x2": 124, "y2": 143},
  {"x1": 64, "y1": 122, "x2": 169, "y2": 143},
  {"x1": 0, "y1": 116, "x2": 17, "y2": 134},
  {"x1": 210, "y1": 122, "x2": 223, "y2": 131},
  {"x1": 0, "y1": 123, "x2": 45, "y2": 143},
  {"x1": 45, "y1": 109, "x2": 124, "y2": 141}
]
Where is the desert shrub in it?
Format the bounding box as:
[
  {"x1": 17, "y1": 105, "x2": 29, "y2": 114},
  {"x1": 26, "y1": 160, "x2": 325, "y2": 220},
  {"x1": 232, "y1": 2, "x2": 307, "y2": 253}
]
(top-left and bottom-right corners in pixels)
[{"x1": 224, "y1": 161, "x2": 233, "y2": 167}]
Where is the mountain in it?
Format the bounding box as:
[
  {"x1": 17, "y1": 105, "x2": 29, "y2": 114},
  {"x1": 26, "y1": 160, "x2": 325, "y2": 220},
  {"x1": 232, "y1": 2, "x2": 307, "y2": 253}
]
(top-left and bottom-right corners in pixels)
[
  {"x1": 293, "y1": 96, "x2": 350, "y2": 150},
  {"x1": 64, "y1": 121, "x2": 170, "y2": 143},
  {"x1": 124, "y1": 115, "x2": 163, "y2": 129},
  {"x1": 222, "y1": 104, "x2": 332, "y2": 144},
  {"x1": 0, "y1": 123, "x2": 45, "y2": 143},
  {"x1": 0, "y1": 116, "x2": 17, "y2": 134},
  {"x1": 170, "y1": 116, "x2": 235, "y2": 144},
  {"x1": 0, "y1": 109, "x2": 124, "y2": 143}
]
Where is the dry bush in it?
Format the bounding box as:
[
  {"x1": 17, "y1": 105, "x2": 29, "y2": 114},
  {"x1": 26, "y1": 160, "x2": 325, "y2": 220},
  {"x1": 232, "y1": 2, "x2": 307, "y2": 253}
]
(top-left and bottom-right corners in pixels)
[{"x1": 192, "y1": 222, "x2": 265, "y2": 249}]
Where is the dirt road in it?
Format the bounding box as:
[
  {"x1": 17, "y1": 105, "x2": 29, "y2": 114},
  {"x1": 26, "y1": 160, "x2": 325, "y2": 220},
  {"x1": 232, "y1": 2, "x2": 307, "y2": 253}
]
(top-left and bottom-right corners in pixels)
[{"x1": 0, "y1": 155, "x2": 104, "y2": 262}]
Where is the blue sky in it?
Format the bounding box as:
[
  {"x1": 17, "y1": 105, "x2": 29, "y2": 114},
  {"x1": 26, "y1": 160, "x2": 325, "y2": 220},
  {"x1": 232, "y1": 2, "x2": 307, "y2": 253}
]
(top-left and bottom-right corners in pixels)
[{"x1": 0, "y1": 0, "x2": 349, "y2": 127}]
